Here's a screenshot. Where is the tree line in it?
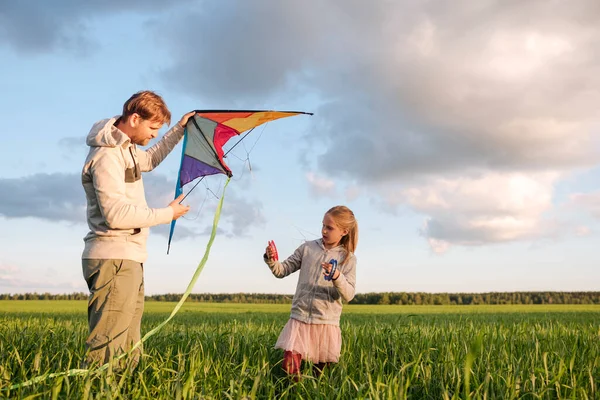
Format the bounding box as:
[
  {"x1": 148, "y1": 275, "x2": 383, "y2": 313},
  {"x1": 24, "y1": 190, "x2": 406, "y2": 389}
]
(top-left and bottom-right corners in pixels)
[{"x1": 2, "y1": 291, "x2": 600, "y2": 305}]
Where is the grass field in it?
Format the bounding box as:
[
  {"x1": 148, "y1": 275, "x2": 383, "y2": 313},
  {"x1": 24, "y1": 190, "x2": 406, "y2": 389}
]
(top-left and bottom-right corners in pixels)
[{"x1": 1, "y1": 301, "x2": 599, "y2": 399}]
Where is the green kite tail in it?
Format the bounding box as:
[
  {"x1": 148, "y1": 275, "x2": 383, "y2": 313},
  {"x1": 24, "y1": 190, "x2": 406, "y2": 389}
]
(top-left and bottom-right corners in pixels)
[{"x1": 3, "y1": 177, "x2": 230, "y2": 392}]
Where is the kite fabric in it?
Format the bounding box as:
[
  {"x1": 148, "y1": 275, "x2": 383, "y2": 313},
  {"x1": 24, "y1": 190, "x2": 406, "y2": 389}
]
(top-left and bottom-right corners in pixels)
[{"x1": 167, "y1": 110, "x2": 312, "y2": 253}]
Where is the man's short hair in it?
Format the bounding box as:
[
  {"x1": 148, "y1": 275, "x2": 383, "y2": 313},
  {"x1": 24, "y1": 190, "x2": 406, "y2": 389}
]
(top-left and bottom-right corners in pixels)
[{"x1": 122, "y1": 91, "x2": 171, "y2": 125}]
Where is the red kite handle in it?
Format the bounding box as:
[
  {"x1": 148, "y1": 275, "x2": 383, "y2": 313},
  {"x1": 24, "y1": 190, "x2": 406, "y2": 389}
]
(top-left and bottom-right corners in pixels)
[{"x1": 268, "y1": 240, "x2": 279, "y2": 261}]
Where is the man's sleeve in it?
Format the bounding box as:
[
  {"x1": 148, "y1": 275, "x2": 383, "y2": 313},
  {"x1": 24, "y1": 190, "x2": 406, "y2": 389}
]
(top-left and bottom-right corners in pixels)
[
  {"x1": 138, "y1": 123, "x2": 185, "y2": 172},
  {"x1": 92, "y1": 149, "x2": 173, "y2": 229}
]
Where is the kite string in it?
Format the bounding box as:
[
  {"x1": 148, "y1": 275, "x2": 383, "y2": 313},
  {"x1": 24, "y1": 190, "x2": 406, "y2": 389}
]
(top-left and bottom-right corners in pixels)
[
  {"x1": 182, "y1": 179, "x2": 220, "y2": 221},
  {"x1": 245, "y1": 121, "x2": 269, "y2": 155},
  {"x1": 179, "y1": 176, "x2": 205, "y2": 203},
  {"x1": 224, "y1": 122, "x2": 269, "y2": 182},
  {"x1": 224, "y1": 127, "x2": 256, "y2": 157},
  {"x1": 3, "y1": 178, "x2": 231, "y2": 392}
]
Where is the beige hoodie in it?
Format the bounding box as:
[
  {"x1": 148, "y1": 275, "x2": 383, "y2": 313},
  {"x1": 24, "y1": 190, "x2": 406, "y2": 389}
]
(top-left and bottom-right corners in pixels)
[
  {"x1": 265, "y1": 239, "x2": 357, "y2": 326},
  {"x1": 81, "y1": 117, "x2": 184, "y2": 263}
]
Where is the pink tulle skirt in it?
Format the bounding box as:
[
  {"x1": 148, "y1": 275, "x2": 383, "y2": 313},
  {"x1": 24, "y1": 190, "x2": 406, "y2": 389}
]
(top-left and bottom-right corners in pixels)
[{"x1": 274, "y1": 318, "x2": 342, "y2": 363}]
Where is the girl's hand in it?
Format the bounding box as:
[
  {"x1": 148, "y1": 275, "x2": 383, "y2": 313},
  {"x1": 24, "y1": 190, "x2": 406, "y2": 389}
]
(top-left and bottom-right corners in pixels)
[{"x1": 321, "y1": 262, "x2": 340, "y2": 280}]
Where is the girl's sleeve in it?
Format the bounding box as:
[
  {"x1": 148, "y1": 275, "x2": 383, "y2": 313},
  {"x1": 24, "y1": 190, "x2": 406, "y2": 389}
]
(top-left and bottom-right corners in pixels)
[
  {"x1": 264, "y1": 243, "x2": 304, "y2": 278},
  {"x1": 332, "y1": 253, "x2": 356, "y2": 302}
]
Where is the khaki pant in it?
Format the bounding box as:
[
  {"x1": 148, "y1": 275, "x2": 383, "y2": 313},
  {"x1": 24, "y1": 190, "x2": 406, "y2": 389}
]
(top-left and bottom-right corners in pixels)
[{"x1": 82, "y1": 259, "x2": 144, "y2": 369}]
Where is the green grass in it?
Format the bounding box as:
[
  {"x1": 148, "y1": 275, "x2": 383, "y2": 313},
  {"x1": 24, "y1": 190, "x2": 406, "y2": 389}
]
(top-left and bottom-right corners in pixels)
[
  {"x1": 1, "y1": 301, "x2": 599, "y2": 399},
  {"x1": 3, "y1": 300, "x2": 599, "y2": 314}
]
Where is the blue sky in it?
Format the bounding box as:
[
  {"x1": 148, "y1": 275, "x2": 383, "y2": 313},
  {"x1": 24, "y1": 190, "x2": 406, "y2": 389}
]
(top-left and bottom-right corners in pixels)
[{"x1": 1, "y1": 1, "x2": 600, "y2": 295}]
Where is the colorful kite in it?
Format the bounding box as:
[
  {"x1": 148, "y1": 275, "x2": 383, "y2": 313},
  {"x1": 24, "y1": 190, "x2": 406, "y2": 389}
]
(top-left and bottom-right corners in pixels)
[{"x1": 167, "y1": 110, "x2": 312, "y2": 253}]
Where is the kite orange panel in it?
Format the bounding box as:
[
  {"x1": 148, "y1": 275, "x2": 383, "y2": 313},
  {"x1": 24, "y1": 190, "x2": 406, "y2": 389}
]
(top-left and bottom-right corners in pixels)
[{"x1": 222, "y1": 111, "x2": 302, "y2": 133}]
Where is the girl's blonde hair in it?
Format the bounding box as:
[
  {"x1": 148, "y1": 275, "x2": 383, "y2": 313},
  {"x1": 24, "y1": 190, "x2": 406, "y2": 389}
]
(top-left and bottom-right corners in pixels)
[{"x1": 326, "y1": 205, "x2": 358, "y2": 259}]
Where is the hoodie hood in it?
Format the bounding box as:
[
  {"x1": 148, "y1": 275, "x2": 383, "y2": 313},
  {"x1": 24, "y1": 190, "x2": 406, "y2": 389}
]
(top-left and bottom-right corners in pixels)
[{"x1": 86, "y1": 117, "x2": 131, "y2": 148}]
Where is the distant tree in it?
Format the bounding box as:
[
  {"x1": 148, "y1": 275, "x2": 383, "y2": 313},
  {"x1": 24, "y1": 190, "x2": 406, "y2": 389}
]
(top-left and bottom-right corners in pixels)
[
  {"x1": 379, "y1": 293, "x2": 391, "y2": 305},
  {"x1": 5, "y1": 291, "x2": 600, "y2": 304}
]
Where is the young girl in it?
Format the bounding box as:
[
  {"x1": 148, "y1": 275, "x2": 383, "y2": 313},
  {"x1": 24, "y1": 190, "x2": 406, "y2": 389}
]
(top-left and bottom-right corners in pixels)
[{"x1": 264, "y1": 205, "x2": 358, "y2": 377}]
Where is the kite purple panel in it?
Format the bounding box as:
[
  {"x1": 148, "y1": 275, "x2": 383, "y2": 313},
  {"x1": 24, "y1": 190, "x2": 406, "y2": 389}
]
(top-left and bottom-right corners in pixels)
[{"x1": 180, "y1": 155, "x2": 223, "y2": 186}]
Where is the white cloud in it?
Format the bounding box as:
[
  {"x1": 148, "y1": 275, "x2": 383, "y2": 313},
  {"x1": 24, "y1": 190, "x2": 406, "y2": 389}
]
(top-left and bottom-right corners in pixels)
[
  {"x1": 0, "y1": 262, "x2": 19, "y2": 274},
  {"x1": 306, "y1": 172, "x2": 336, "y2": 198},
  {"x1": 394, "y1": 172, "x2": 560, "y2": 251},
  {"x1": 6, "y1": 0, "x2": 600, "y2": 250},
  {"x1": 575, "y1": 225, "x2": 592, "y2": 237},
  {"x1": 344, "y1": 185, "x2": 362, "y2": 202},
  {"x1": 0, "y1": 173, "x2": 86, "y2": 223},
  {"x1": 427, "y1": 237, "x2": 451, "y2": 255},
  {"x1": 0, "y1": 262, "x2": 85, "y2": 291},
  {"x1": 0, "y1": 1, "x2": 191, "y2": 54},
  {"x1": 570, "y1": 192, "x2": 600, "y2": 219}
]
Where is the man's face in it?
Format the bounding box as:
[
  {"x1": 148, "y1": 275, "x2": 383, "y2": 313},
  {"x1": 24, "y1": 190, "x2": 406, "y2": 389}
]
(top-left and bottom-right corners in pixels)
[{"x1": 128, "y1": 114, "x2": 164, "y2": 146}]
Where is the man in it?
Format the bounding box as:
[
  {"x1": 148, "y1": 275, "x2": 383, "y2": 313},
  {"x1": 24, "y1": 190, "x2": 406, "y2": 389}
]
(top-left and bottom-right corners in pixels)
[{"x1": 81, "y1": 90, "x2": 193, "y2": 368}]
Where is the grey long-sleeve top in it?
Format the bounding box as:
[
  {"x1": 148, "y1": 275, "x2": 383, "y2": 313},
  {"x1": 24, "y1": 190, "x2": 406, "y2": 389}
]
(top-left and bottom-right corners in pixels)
[{"x1": 265, "y1": 239, "x2": 357, "y2": 325}]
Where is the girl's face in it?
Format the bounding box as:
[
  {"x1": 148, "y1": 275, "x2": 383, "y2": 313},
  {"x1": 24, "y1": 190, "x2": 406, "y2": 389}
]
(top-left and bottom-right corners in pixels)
[{"x1": 321, "y1": 213, "x2": 348, "y2": 249}]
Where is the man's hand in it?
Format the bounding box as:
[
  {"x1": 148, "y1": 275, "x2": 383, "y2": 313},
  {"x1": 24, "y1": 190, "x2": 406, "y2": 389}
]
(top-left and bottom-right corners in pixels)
[
  {"x1": 178, "y1": 111, "x2": 197, "y2": 128},
  {"x1": 169, "y1": 193, "x2": 191, "y2": 220}
]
